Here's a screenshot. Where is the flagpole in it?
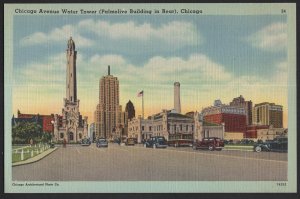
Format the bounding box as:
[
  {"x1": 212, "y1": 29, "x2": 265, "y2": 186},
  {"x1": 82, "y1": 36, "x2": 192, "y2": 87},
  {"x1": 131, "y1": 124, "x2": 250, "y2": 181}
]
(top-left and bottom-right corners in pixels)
[{"x1": 142, "y1": 92, "x2": 144, "y2": 119}]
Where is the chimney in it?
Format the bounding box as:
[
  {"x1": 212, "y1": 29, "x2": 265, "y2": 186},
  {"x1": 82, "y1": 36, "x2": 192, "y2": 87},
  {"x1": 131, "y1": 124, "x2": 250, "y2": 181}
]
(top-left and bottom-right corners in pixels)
[
  {"x1": 174, "y1": 82, "x2": 181, "y2": 114},
  {"x1": 108, "y1": 65, "x2": 110, "y2": 75}
]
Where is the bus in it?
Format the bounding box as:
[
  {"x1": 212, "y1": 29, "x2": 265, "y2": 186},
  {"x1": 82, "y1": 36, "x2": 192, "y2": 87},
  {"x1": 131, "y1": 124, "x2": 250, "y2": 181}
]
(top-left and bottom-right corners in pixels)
[{"x1": 168, "y1": 133, "x2": 193, "y2": 147}]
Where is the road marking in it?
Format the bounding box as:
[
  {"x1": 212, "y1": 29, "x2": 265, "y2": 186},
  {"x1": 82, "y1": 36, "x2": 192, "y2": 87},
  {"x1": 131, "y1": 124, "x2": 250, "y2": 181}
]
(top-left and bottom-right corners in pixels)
[
  {"x1": 112, "y1": 146, "x2": 130, "y2": 153},
  {"x1": 75, "y1": 147, "x2": 81, "y2": 154},
  {"x1": 134, "y1": 145, "x2": 287, "y2": 164}
]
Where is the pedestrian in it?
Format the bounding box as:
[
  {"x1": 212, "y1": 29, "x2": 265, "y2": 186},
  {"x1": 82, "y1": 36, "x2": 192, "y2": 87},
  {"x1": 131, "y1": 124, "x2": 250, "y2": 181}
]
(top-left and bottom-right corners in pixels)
[
  {"x1": 30, "y1": 138, "x2": 33, "y2": 146},
  {"x1": 63, "y1": 138, "x2": 66, "y2": 148}
]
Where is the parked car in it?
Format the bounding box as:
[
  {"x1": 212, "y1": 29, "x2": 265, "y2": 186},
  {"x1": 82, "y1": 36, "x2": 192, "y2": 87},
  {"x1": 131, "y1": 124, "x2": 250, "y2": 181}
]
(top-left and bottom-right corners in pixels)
[
  {"x1": 96, "y1": 138, "x2": 108, "y2": 148},
  {"x1": 49, "y1": 142, "x2": 55, "y2": 148},
  {"x1": 253, "y1": 137, "x2": 287, "y2": 152},
  {"x1": 144, "y1": 136, "x2": 168, "y2": 149},
  {"x1": 113, "y1": 138, "x2": 121, "y2": 144},
  {"x1": 192, "y1": 137, "x2": 224, "y2": 151},
  {"x1": 81, "y1": 138, "x2": 91, "y2": 146},
  {"x1": 125, "y1": 138, "x2": 135, "y2": 146}
]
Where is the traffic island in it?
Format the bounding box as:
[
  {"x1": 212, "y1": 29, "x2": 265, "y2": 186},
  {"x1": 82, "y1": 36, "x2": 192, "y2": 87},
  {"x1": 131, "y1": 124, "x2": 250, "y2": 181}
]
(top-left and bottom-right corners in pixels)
[{"x1": 12, "y1": 147, "x2": 58, "y2": 167}]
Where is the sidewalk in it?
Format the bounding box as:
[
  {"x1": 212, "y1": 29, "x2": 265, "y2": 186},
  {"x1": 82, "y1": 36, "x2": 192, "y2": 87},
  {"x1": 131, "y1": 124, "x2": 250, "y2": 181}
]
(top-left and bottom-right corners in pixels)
[
  {"x1": 224, "y1": 145, "x2": 253, "y2": 151},
  {"x1": 12, "y1": 147, "x2": 58, "y2": 167}
]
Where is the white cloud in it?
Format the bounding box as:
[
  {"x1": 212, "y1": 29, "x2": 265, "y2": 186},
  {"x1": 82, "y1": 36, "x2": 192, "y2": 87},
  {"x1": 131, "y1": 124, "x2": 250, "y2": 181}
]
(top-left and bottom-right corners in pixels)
[
  {"x1": 20, "y1": 24, "x2": 93, "y2": 47},
  {"x1": 14, "y1": 53, "x2": 66, "y2": 87},
  {"x1": 78, "y1": 19, "x2": 199, "y2": 46},
  {"x1": 20, "y1": 19, "x2": 200, "y2": 49},
  {"x1": 78, "y1": 53, "x2": 232, "y2": 88},
  {"x1": 78, "y1": 19, "x2": 200, "y2": 45},
  {"x1": 246, "y1": 22, "x2": 287, "y2": 52},
  {"x1": 272, "y1": 61, "x2": 288, "y2": 86}
]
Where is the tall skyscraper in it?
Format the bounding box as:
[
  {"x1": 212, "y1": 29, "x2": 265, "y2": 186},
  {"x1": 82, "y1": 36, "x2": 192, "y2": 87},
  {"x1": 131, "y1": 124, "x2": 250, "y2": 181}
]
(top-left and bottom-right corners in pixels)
[
  {"x1": 96, "y1": 65, "x2": 120, "y2": 139},
  {"x1": 230, "y1": 95, "x2": 253, "y2": 125},
  {"x1": 53, "y1": 37, "x2": 88, "y2": 142},
  {"x1": 252, "y1": 102, "x2": 283, "y2": 128},
  {"x1": 174, "y1": 82, "x2": 181, "y2": 114}
]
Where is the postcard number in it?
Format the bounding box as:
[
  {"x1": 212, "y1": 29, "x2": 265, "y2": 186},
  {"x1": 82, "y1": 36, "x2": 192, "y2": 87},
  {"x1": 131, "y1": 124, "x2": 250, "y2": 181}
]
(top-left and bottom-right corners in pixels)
[{"x1": 276, "y1": 182, "x2": 287, "y2": 186}]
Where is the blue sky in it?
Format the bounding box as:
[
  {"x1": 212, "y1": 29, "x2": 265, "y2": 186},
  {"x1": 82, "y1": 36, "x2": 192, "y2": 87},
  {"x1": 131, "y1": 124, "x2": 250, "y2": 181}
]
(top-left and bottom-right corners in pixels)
[{"x1": 12, "y1": 14, "x2": 288, "y2": 126}]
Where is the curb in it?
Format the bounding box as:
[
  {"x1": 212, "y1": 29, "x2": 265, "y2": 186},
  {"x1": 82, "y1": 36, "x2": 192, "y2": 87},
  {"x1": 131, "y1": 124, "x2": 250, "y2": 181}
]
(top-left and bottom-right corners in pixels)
[
  {"x1": 12, "y1": 147, "x2": 58, "y2": 167},
  {"x1": 223, "y1": 148, "x2": 253, "y2": 152}
]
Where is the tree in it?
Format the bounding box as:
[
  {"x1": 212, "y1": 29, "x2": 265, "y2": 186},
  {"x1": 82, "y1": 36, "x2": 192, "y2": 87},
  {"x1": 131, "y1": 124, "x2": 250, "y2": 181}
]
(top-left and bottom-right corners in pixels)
[{"x1": 12, "y1": 122, "x2": 43, "y2": 144}]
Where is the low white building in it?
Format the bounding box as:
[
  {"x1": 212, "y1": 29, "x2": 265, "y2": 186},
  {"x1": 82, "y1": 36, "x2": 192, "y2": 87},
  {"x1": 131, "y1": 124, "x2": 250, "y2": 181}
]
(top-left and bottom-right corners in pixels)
[
  {"x1": 256, "y1": 127, "x2": 287, "y2": 142},
  {"x1": 128, "y1": 116, "x2": 152, "y2": 143},
  {"x1": 128, "y1": 110, "x2": 194, "y2": 143},
  {"x1": 194, "y1": 112, "x2": 224, "y2": 141}
]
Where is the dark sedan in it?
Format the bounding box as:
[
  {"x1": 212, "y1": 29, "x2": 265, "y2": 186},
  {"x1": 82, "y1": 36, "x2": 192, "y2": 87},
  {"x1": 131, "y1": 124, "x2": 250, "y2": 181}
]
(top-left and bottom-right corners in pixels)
[
  {"x1": 254, "y1": 137, "x2": 287, "y2": 152},
  {"x1": 96, "y1": 138, "x2": 108, "y2": 148},
  {"x1": 81, "y1": 138, "x2": 91, "y2": 146},
  {"x1": 144, "y1": 136, "x2": 168, "y2": 149},
  {"x1": 125, "y1": 138, "x2": 135, "y2": 146}
]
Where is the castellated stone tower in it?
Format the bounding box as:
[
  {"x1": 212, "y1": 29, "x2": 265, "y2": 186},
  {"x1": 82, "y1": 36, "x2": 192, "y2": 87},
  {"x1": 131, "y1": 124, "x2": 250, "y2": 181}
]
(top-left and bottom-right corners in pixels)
[{"x1": 53, "y1": 37, "x2": 88, "y2": 143}]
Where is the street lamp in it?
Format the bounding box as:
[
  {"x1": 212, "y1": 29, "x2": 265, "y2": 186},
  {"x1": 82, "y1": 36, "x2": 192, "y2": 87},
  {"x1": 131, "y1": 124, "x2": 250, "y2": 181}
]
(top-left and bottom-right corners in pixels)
[{"x1": 50, "y1": 120, "x2": 54, "y2": 143}]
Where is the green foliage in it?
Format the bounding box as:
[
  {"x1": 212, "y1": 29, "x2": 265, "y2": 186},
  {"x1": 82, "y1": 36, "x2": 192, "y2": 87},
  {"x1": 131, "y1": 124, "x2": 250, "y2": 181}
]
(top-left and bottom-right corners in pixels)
[{"x1": 12, "y1": 121, "x2": 52, "y2": 144}]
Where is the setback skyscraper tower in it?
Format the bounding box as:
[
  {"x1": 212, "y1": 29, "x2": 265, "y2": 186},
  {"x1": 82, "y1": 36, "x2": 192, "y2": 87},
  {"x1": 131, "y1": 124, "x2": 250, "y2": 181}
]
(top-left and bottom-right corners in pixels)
[{"x1": 95, "y1": 66, "x2": 120, "y2": 139}]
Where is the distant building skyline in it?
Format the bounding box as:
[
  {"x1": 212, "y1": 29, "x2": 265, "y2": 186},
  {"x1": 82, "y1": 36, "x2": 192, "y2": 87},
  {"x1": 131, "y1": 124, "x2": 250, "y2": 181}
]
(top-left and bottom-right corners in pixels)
[
  {"x1": 252, "y1": 102, "x2": 283, "y2": 128},
  {"x1": 125, "y1": 100, "x2": 135, "y2": 121},
  {"x1": 201, "y1": 99, "x2": 247, "y2": 140},
  {"x1": 229, "y1": 95, "x2": 253, "y2": 125}
]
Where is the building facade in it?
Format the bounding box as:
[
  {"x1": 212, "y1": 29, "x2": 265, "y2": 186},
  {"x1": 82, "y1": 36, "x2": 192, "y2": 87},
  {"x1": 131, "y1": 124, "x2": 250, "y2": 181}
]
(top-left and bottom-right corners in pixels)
[
  {"x1": 202, "y1": 100, "x2": 246, "y2": 140},
  {"x1": 194, "y1": 112, "x2": 224, "y2": 141},
  {"x1": 89, "y1": 123, "x2": 95, "y2": 141},
  {"x1": 245, "y1": 124, "x2": 287, "y2": 141},
  {"x1": 53, "y1": 37, "x2": 88, "y2": 143},
  {"x1": 128, "y1": 110, "x2": 225, "y2": 143},
  {"x1": 202, "y1": 100, "x2": 247, "y2": 132},
  {"x1": 128, "y1": 116, "x2": 153, "y2": 143},
  {"x1": 252, "y1": 102, "x2": 283, "y2": 128},
  {"x1": 128, "y1": 110, "x2": 194, "y2": 142},
  {"x1": 229, "y1": 95, "x2": 253, "y2": 125},
  {"x1": 96, "y1": 65, "x2": 120, "y2": 139},
  {"x1": 15, "y1": 110, "x2": 54, "y2": 133}
]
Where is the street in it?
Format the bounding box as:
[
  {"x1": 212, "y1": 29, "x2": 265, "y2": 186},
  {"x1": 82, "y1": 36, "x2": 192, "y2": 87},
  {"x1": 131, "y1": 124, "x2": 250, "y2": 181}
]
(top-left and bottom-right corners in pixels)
[{"x1": 12, "y1": 143, "x2": 287, "y2": 181}]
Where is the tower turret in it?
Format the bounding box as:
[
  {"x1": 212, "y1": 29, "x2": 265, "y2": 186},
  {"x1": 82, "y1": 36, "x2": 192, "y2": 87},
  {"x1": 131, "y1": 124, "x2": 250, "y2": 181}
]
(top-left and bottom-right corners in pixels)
[{"x1": 66, "y1": 37, "x2": 77, "y2": 102}]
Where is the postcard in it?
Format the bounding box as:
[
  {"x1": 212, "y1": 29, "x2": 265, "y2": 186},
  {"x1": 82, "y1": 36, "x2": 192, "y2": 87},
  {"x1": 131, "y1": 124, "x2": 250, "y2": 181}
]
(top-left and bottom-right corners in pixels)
[{"x1": 4, "y1": 3, "x2": 297, "y2": 193}]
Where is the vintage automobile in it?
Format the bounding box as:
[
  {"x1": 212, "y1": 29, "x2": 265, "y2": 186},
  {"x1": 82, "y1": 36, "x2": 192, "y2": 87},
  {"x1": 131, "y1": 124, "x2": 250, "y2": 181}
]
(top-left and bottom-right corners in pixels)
[
  {"x1": 192, "y1": 137, "x2": 224, "y2": 151},
  {"x1": 144, "y1": 136, "x2": 168, "y2": 149},
  {"x1": 81, "y1": 138, "x2": 91, "y2": 146},
  {"x1": 168, "y1": 139, "x2": 193, "y2": 147},
  {"x1": 96, "y1": 138, "x2": 108, "y2": 148},
  {"x1": 253, "y1": 137, "x2": 288, "y2": 152},
  {"x1": 125, "y1": 138, "x2": 135, "y2": 146}
]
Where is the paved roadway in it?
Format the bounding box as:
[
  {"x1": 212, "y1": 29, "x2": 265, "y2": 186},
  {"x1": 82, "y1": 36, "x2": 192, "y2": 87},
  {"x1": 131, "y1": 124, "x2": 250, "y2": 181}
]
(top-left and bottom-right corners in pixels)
[{"x1": 12, "y1": 143, "x2": 287, "y2": 181}]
